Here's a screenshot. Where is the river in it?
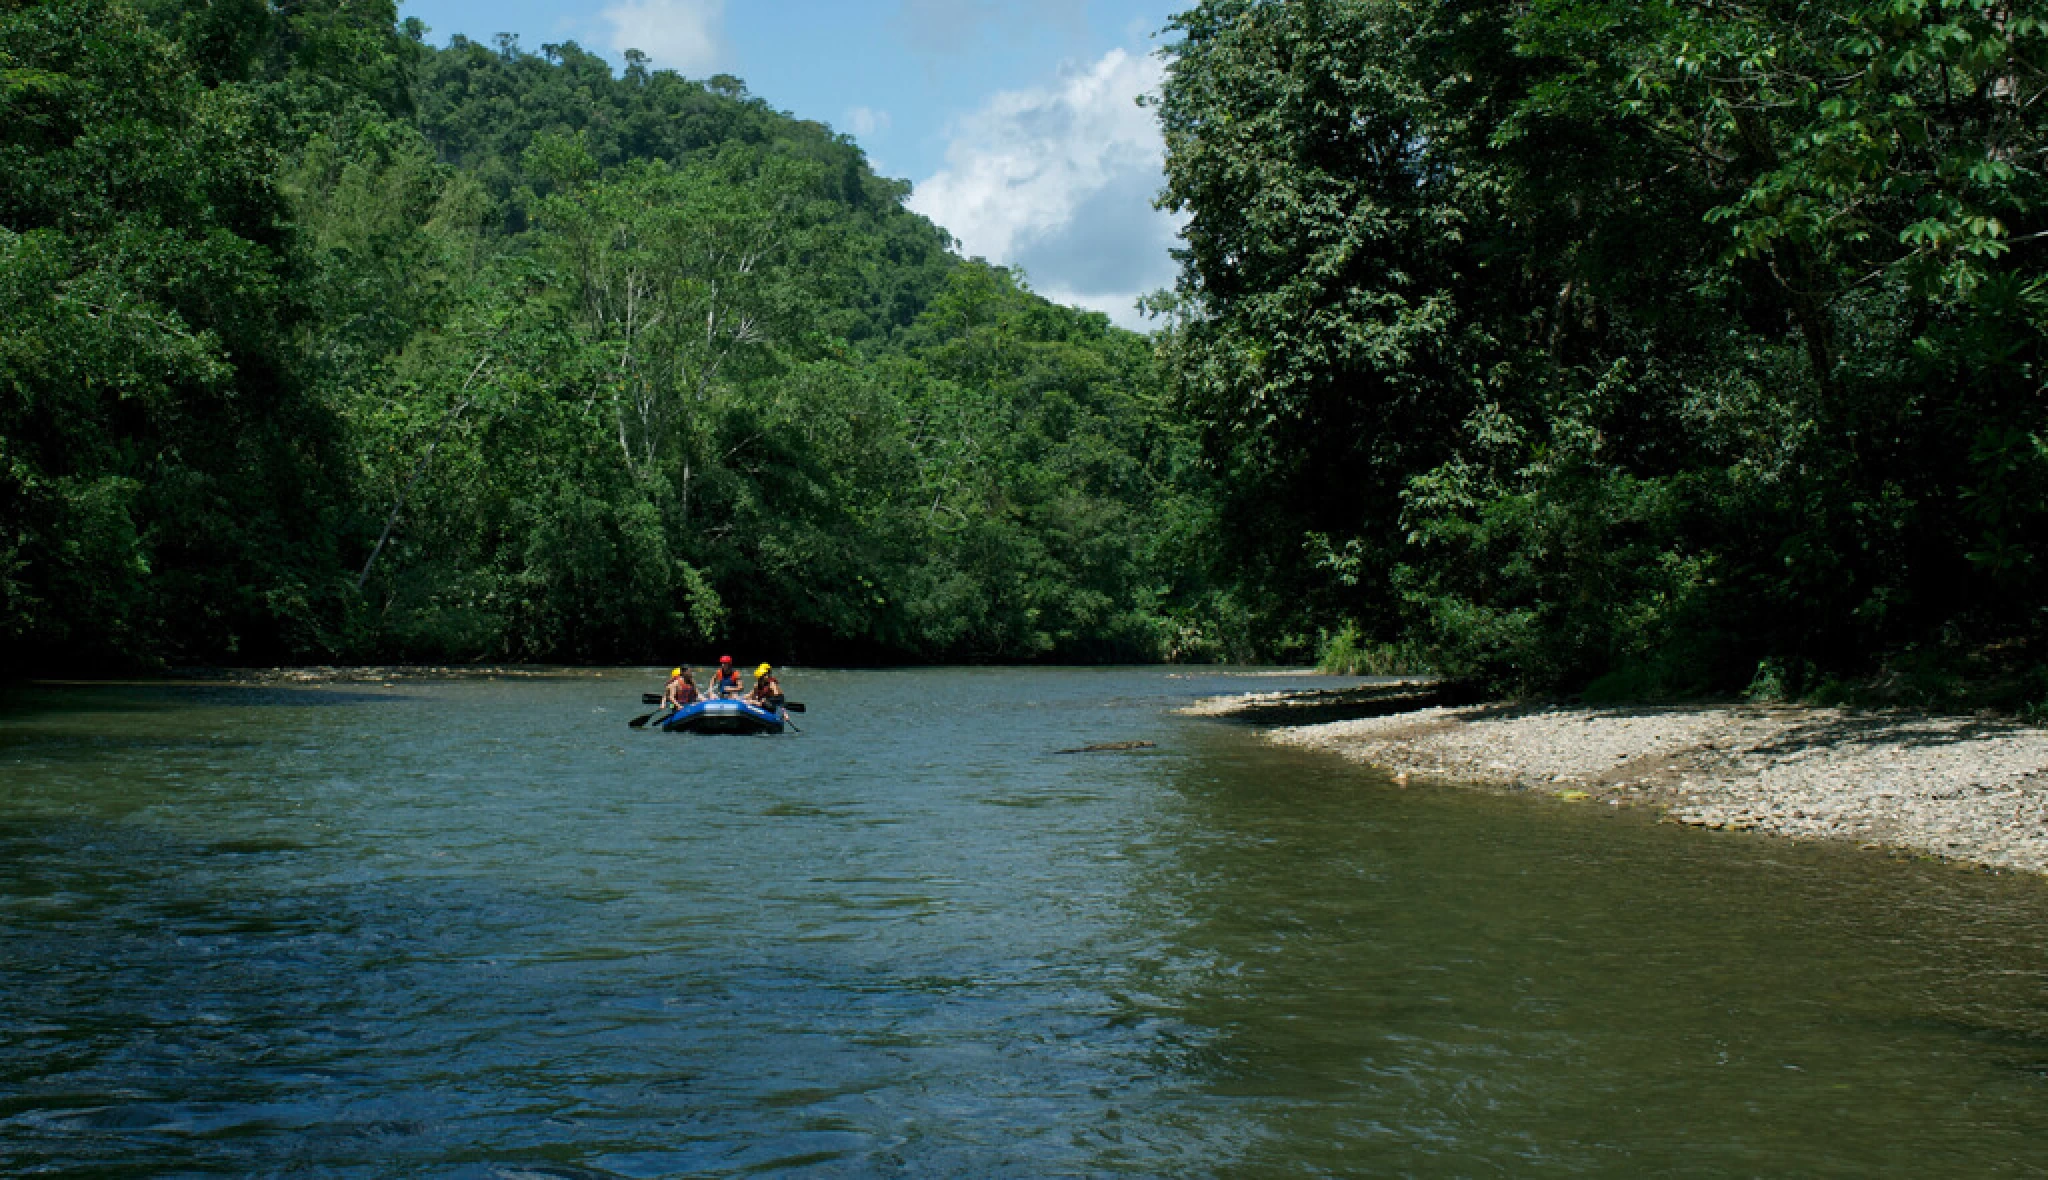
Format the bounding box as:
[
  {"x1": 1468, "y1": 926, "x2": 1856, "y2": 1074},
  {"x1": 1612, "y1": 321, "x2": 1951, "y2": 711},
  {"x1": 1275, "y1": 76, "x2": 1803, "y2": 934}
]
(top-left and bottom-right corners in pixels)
[{"x1": 4, "y1": 667, "x2": 2048, "y2": 1175}]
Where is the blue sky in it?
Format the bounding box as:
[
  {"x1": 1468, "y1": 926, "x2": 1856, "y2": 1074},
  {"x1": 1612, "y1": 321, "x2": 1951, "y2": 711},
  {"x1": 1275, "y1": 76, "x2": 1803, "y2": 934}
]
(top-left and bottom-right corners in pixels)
[{"x1": 399, "y1": 0, "x2": 1188, "y2": 327}]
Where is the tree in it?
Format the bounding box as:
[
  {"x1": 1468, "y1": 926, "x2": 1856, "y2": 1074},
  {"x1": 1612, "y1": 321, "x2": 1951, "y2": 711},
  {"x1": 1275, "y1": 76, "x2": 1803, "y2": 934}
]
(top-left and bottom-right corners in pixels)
[
  {"x1": 1, "y1": 0, "x2": 349, "y2": 668},
  {"x1": 1157, "y1": 0, "x2": 2048, "y2": 695}
]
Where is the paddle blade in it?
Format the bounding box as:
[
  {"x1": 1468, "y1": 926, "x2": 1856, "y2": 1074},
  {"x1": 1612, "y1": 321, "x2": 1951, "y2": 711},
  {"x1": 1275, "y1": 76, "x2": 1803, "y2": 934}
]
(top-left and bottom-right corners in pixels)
[
  {"x1": 783, "y1": 702, "x2": 806, "y2": 713},
  {"x1": 642, "y1": 693, "x2": 663, "y2": 705},
  {"x1": 627, "y1": 712, "x2": 657, "y2": 728}
]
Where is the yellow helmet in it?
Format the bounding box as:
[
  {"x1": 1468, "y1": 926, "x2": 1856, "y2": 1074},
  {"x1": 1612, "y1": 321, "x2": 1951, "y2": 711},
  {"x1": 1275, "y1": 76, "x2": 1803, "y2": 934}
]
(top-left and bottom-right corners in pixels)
[
  {"x1": 670, "y1": 667, "x2": 682, "y2": 678},
  {"x1": 755, "y1": 663, "x2": 772, "y2": 678}
]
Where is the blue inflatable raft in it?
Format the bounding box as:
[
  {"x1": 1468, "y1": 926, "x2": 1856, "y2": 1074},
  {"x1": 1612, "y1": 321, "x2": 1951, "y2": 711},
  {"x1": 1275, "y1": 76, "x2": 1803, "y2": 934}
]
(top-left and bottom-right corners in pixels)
[{"x1": 660, "y1": 697, "x2": 786, "y2": 735}]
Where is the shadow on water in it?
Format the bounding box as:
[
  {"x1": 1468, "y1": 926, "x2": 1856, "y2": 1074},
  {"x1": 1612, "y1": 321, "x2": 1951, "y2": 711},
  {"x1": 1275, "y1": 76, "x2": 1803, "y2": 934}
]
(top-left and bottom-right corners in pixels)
[
  {"x1": 1133, "y1": 723, "x2": 2048, "y2": 1175},
  {"x1": 3, "y1": 682, "x2": 404, "y2": 714},
  {"x1": 0, "y1": 682, "x2": 422, "y2": 764}
]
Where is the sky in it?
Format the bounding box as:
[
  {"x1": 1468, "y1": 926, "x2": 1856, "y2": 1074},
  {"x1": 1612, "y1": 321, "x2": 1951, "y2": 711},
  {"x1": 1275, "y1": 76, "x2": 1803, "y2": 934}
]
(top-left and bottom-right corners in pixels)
[{"x1": 397, "y1": 0, "x2": 1189, "y2": 328}]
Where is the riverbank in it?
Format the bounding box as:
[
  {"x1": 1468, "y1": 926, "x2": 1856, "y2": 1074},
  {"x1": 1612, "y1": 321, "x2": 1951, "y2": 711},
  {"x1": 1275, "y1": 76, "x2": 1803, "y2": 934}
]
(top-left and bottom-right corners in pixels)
[{"x1": 1187, "y1": 685, "x2": 2048, "y2": 873}]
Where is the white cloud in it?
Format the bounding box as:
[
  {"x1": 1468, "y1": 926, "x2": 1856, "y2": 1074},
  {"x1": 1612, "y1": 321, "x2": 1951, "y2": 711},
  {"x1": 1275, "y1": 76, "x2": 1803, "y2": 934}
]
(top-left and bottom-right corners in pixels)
[
  {"x1": 910, "y1": 48, "x2": 1182, "y2": 330},
  {"x1": 600, "y1": 0, "x2": 725, "y2": 74},
  {"x1": 845, "y1": 106, "x2": 892, "y2": 141}
]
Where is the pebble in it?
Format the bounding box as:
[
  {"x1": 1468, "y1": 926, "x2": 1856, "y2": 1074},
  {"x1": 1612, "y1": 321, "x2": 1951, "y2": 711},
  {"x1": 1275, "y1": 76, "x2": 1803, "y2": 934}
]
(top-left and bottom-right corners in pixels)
[{"x1": 1192, "y1": 695, "x2": 2048, "y2": 875}]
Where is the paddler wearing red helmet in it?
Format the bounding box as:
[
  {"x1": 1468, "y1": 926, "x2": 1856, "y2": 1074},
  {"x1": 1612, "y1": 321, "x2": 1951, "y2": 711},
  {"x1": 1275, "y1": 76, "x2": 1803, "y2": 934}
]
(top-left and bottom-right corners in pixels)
[{"x1": 709, "y1": 654, "x2": 744, "y2": 698}]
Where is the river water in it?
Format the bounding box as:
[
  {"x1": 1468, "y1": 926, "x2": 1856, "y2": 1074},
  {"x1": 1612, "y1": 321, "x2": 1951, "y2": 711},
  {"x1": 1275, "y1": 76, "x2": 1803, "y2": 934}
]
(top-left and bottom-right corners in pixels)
[{"x1": 4, "y1": 667, "x2": 2048, "y2": 1176}]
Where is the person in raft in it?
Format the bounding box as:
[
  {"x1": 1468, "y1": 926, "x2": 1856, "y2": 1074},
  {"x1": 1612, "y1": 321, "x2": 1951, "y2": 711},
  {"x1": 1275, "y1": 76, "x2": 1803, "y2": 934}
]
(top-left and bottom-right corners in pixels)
[
  {"x1": 661, "y1": 666, "x2": 698, "y2": 709},
  {"x1": 748, "y1": 663, "x2": 783, "y2": 706},
  {"x1": 708, "y1": 655, "x2": 744, "y2": 698}
]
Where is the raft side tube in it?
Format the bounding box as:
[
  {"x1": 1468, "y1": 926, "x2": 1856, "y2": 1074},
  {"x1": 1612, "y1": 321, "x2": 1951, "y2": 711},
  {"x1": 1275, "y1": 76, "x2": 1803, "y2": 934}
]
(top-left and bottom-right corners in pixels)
[{"x1": 660, "y1": 698, "x2": 786, "y2": 735}]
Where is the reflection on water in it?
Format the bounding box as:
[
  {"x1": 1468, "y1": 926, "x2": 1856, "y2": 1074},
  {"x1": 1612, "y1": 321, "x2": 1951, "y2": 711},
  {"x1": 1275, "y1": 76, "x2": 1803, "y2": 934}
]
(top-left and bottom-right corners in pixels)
[{"x1": 3, "y1": 668, "x2": 2047, "y2": 1175}]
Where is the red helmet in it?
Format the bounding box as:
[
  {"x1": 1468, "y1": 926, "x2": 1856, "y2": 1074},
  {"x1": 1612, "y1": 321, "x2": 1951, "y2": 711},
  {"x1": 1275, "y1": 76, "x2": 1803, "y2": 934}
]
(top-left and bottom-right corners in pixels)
[{"x1": 719, "y1": 655, "x2": 733, "y2": 664}]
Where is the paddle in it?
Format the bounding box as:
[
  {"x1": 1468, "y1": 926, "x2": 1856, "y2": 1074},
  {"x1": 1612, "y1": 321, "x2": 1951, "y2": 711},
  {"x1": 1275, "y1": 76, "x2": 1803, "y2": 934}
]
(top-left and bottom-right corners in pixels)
[{"x1": 628, "y1": 705, "x2": 680, "y2": 729}]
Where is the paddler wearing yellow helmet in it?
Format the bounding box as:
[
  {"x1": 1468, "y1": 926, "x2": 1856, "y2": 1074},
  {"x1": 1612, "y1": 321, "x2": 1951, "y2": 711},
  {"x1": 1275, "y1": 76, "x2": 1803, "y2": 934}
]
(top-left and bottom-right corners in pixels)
[
  {"x1": 748, "y1": 663, "x2": 783, "y2": 706},
  {"x1": 661, "y1": 665, "x2": 698, "y2": 709}
]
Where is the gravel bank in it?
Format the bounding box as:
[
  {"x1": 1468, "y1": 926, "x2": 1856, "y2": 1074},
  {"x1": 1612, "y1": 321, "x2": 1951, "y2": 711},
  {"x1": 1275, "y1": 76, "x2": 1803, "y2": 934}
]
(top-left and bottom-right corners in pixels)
[{"x1": 1189, "y1": 689, "x2": 2048, "y2": 873}]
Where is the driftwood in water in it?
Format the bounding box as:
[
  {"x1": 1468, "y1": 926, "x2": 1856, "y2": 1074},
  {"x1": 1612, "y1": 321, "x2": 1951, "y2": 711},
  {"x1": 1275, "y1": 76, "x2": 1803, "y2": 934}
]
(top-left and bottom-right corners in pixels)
[{"x1": 1057, "y1": 740, "x2": 1157, "y2": 754}]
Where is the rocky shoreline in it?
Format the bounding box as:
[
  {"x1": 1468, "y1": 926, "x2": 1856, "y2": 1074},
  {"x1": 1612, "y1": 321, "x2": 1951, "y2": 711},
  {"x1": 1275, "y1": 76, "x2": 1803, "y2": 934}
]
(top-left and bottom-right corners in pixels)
[{"x1": 1187, "y1": 685, "x2": 2048, "y2": 874}]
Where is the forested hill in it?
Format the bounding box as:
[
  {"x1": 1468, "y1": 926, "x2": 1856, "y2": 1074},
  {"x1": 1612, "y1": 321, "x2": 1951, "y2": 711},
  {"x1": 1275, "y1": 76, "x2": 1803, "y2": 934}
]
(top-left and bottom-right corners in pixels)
[
  {"x1": 407, "y1": 34, "x2": 957, "y2": 343},
  {"x1": 1, "y1": 1, "x2": 1239, "y2": 671}
]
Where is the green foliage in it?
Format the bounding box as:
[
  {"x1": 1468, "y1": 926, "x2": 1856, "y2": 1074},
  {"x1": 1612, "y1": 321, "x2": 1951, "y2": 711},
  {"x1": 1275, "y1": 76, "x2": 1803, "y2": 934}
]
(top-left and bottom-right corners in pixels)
[
  {"x1": 1158, "y1": 0, "x2": 2048, "y2": 696},
  {"x1": 1, "y1": 0, "x2": 350, "y2": 667},
  {"x1": 0, "y1": 2, "x2": 1232, "y2": 671},
  {"x1": 409, "y1": 35, "x2": 953, "y2": 344},
  {"x1": 1316, "y1": 623, "x2": 1429, "y2": 677}
]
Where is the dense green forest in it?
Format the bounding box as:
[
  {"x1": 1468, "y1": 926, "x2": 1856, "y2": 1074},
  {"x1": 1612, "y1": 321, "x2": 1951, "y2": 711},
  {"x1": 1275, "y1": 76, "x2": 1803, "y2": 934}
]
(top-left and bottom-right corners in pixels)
[
  {"x1": 9, "y1": 0, "x2": 2046, "y2": 698},
  {"x1": 1, "y1": 0, "x2": 1239, "y2": 670},
  {"x1": 1155, "y1": 0, "x2": 2048, "y2": 702}
]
